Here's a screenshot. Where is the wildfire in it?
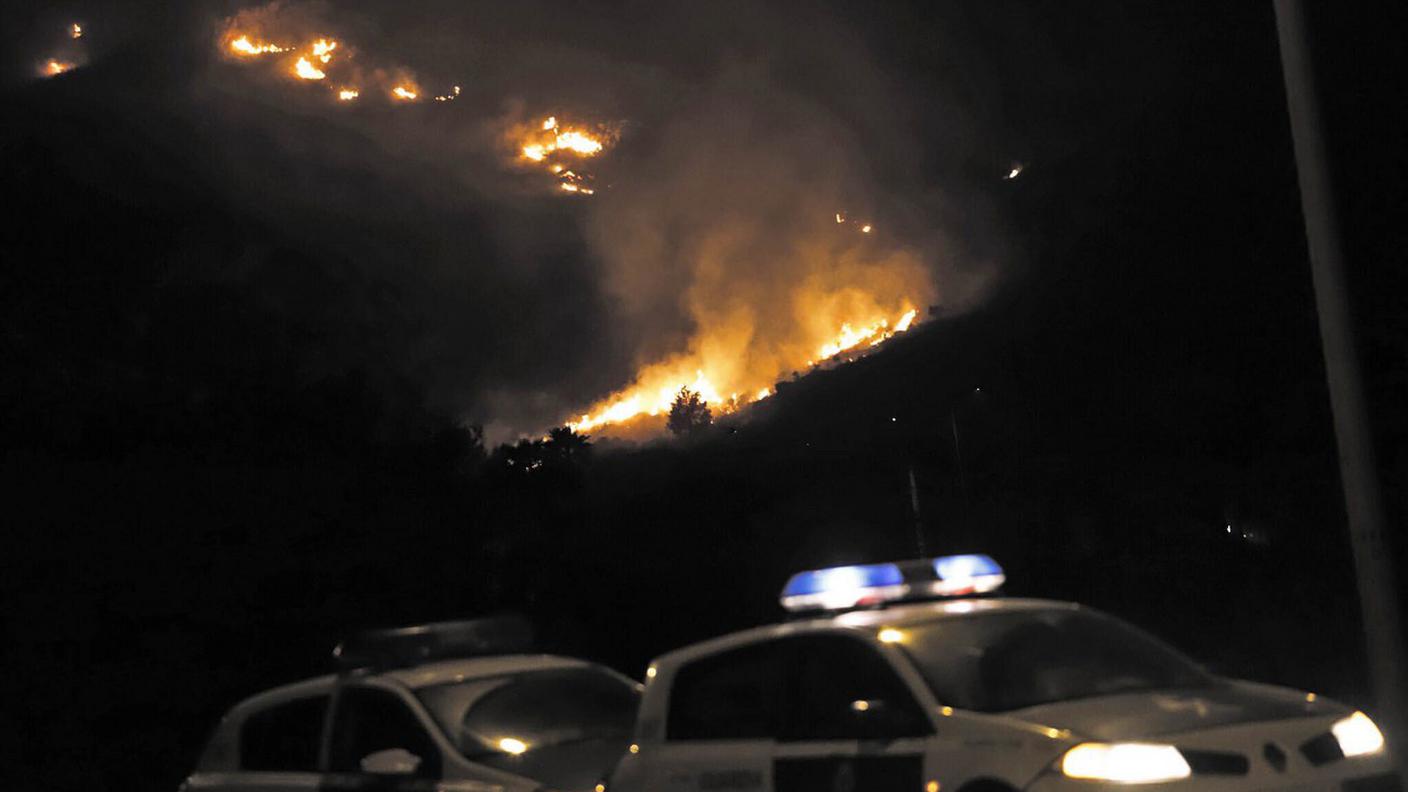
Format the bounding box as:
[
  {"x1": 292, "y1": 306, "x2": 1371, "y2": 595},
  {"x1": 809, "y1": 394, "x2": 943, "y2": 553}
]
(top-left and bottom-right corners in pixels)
[
  {"x1": 293, "y1": 57, "x2": 325, "y2": 80},
  {"x1": 435, "y1": 85, "x2": 462, "y2": 102},
  {"x1": 392, "y1": 84, "x2": 419, "y2": 101},
  {"x1": 42, "y1": 59, "x2": 75, "y2": 77},
  {"x1": 338, "y1": 88, "x2": 360, "y2": 101},
  {"x1": 516, "y1": 116, "x2": 614, "y2": 195},
  {"x1": 566, "y1": 304, "x2": 920, "y2": 434},
  {"x1": 229, "y1": 35, "x2": 288, "y2": 56},
  {"x1": 311, "y1": 38, "x2": 337, "y2": 63}
]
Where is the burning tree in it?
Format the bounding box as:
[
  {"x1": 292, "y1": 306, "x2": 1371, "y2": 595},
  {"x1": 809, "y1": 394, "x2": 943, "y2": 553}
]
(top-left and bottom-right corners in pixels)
[{"x1": 667, "y1": 387, "x2": 712, "y2": 437}]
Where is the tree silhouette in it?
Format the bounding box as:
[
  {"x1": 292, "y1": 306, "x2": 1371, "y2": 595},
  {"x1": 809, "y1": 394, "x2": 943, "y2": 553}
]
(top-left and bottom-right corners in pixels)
[
  {"x1": 667, "y1": 387, "x2": 712, "y2": 437},
  {"x1": 545, "y1": 425, "x2": 592, "y2": 466}
]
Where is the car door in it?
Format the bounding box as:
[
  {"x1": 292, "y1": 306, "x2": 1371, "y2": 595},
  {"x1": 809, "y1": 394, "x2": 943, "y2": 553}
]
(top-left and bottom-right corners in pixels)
[
  {"x1": 190, "y1": 693, "x2": 329, "y2": 792},
  {"x1": 645, "y1": 640, "x2": 792, "y2": 792},
  {"x1": 771, "y1": 635, "x2": 934, "y2": 792},
  {"x1": 321, "y1": 684, "x2": 444, "y2": 792}
]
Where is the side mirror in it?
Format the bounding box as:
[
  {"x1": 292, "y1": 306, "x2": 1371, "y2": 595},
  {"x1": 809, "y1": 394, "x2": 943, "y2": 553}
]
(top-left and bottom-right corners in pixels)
[{"x1": 360, "y1": 747, "x2": 422, "y2": 776}]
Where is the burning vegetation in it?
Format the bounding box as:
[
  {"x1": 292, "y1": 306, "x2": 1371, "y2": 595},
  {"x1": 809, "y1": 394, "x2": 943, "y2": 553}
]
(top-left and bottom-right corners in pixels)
[
  {"x1": 513, "y1": 116, "x2": 617, "y2": 196},
  {"x1": 200, "y1": 4, "x2": 971, "y2": 441}
]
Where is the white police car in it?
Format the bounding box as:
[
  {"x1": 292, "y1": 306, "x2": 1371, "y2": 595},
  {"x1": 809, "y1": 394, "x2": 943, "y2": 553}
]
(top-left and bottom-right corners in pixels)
[
  {"x1": 182, "y1": 617, "x2": 640, "y2": 792},
  {"x1": 608, "y1": 555, "x2": 1399, "y2": 792}
]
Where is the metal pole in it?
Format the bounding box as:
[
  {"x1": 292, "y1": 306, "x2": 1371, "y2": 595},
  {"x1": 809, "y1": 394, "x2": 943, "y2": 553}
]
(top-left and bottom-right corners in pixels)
[{"x1": 1273, "y1": 0, "x2": 1407, "y2": 762}]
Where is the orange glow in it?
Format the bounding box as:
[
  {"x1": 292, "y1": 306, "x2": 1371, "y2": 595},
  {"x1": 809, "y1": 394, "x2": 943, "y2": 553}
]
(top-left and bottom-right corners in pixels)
[
  {"x1": 435, "y1": 85, "x2": 462, "y2": 102},
  {"x1": 293, "y1": 57, "x2": 325, "y2": 80},
  {"x1": 70, "y1": 23, "x2": 83, "y2": 39},
  {"x1": 338, "y1": 88, "x2": 359, "y2": 101},
  {"x1": 514, "y1": 115, "x2": 614, "y2": 195},
  {"x1": 861, "y1": 224, "x2": 873, "y2": 233},
  {"x1": 311, "y1": 38, "x2": 337, "y2": 64},
  {"x1": 566, "y1": 304, "x2": 920, "y2": 434},
  {"x1": 42, "y1": 59, "x2": 75, "y2": 77},
  {"x1": 229, "y1": 35, "x2": 288, "y2": 56},
  {"x1": 392, "y1": 84, "x2": 419, "y2": 101}
]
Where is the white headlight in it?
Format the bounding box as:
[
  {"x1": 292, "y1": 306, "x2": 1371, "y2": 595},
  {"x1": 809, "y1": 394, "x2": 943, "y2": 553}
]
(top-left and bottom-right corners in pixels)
[
  {"x1": 1061, "y1": 742, "x2": 1192, "y2": 784},
  {"x1": 1333, "y1": 711, "x2": 1385, "y2": 758}
]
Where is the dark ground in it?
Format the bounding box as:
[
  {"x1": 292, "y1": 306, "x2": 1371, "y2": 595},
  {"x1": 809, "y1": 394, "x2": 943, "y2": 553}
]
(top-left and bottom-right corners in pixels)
[{"x1": 3, "y1": 2, "x2": 1407, "y2": 790}]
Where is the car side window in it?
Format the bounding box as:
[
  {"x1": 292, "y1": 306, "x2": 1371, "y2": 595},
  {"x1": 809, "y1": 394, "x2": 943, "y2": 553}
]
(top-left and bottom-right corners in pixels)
[
  {"x1": 783, "y1": 636, "x2": 931, "y2": 741},
  {"x1": 329, "y1": 686, "x2": 442, "y2": 778},
  {"x1": 666, "y1": 641, "x2": 789, "y2": 741},
  {"x1": 240, "y1": 694, "x2": 329, "y2": 772}
]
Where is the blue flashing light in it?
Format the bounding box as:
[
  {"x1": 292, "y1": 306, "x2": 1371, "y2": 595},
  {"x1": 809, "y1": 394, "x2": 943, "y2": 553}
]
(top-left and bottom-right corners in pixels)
[
  {"x1": 780, "y1": 563, "x2": 906, "y2": 612},
  {"x1": 930, "y1": 554, "x2": 1005, "y2": 596},
  {"x1": 780, "y1": 554, "x2": 1006, "y2": 612}
]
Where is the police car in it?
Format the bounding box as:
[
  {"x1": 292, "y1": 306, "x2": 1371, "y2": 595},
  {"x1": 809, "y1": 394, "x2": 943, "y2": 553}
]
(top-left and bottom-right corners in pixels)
[
  {"x1": 608, "y1": 555, "x2": 1399, "y2": 792},
  {"x1": 182, "y1": 617, "x2": 640, "y2": 792}
]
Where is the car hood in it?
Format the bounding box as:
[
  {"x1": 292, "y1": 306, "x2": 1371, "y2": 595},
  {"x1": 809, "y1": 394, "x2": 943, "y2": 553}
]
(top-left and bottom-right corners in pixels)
[{"x1": 1006, "y1": 680, "x2": 1345, "y2": 740}]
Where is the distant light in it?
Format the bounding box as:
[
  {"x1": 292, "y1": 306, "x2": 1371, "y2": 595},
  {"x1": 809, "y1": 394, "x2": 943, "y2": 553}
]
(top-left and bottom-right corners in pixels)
[
  {"x1": 835, "y1": 212, "x2": 845, "y2": 224},
  {"x1": 596, "y1": 785, "x2": 607, "y2": 792},
  {"x1": 1004, "y1": 162, "x2": 1025, "y2": 180},
  {"x1": 629, "y1": 744, "x2": 640, "y2": 754},
  {"x1": 861, "y1": 224, "x2": 873, "y2": 233},
  {"x1": 877, "y1": 628, "x2": 905, "y2": 644},
  {"x1": 851, "y1": 700, "x2": 871, "y2": 712},
  {"x1": 498, "y1": 737, "x2": 528, "y2": 755},
  {"x1": 926, "y1": 782, "x2": 940, "y2": 792},
  {"x1": 645, "y1": 665, "x2": 657, "y2": 679},
  {"x1": 70, "y1": 23, "x2": 83, "y2": 39},
  {"x1": 890, "y1": 417, "x2": 897, "y2": 422}
]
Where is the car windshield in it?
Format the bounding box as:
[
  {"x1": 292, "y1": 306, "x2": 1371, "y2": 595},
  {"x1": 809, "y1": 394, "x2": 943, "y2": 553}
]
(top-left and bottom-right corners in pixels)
[
  {"x1": 895, "y1": 608, "x2": 1211, "y2": 712},
  {"x1": 415, "y1": 666, "x2": 640, "y2": 759}
]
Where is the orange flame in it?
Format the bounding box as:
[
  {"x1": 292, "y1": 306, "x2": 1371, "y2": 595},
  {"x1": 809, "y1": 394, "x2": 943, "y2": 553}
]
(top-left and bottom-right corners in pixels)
[
  {"x1": 311, "y1": 38, "x2": 337, "y2": 64},
  {"x1": 230, "y1": 34, "x2": 288, "y2": 56},
  {"x1": 392, "y1": 84, "x2": 419, "y2": 101},
  {"x1": 42, "y1": 59, "x2": 75, "y2": 77},
  {"x1": 70, "y1": 23, "x2": 83, "y2": 39},
  {"x1": 566, "y1": 304, "x2": 920, "y2": 434},
  {"x1": 293, "y1": 57, "x2": 325, "y2": 80},
  {"x1": 515, "y1": 116, "x2": 614, "y2": 195},
  {"x1": 338, "y1": 88, "x2": 359, "y2": 101}
]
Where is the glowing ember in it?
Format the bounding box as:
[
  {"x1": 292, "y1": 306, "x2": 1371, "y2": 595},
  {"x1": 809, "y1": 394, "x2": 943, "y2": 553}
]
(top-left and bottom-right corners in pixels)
[
  {"x1": 42, "y1": 59, "x2": 75, "y2": 77},
  {"x1": 567, "y1": 304, "x2": 919, "y2": 434},
  {"x1": 435, "y1": 85, "x2": 462, "y2": 102},
  {"x1": 70, "y1": 23, "x2": 83, "y2": 39},
  {"x1": 230, "y1": 35, "x2": 288, "y2": 56},
  {"x1": 835, "y1": 212, "x2": 845, "y2": 223},
  {"x1": 392, "y1": 84, "x2": 419, "y2": 101},
  {"x1": 861, "y1": 224, "x2": 873, "y2": 233},
  {"x1": 293, "y1": 57, "x2": 325, "y2": 80},
  {"x1": 338, "y1": 88, "x2": 360, "y2": 101}
]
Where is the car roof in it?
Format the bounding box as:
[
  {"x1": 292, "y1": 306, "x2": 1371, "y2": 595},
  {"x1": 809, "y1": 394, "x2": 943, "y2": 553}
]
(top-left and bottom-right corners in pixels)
[
  {"x1": 381, "y1": 653, "x2": 592, "y2": 689},
  {"x1": 224, "y1": 653, "x2": 598, "y2": 719},
  {"x1": 653, "y1": 597, "x2": 1081, "y2": 668}
]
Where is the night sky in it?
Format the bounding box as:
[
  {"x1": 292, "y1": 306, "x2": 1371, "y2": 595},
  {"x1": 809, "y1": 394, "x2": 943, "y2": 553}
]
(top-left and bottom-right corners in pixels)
[{"x1": 2, "y1": 2, "x2": 1406, "y2": 790}]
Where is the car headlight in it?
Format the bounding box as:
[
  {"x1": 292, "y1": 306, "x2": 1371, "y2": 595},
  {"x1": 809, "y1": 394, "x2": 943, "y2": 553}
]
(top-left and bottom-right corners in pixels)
[
  {"x1": 1061, "y1": 742, "x2": 1192, "y2": 784},
  {"x1": 1332, "y1": 711, "x2": 1385, "y2": 758}
]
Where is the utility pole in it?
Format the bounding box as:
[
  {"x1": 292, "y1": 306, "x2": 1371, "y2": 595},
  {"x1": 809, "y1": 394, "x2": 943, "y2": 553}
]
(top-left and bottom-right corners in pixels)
[{"x1": 1273, "y1": 0, "x2": 1406, "y2": 764}]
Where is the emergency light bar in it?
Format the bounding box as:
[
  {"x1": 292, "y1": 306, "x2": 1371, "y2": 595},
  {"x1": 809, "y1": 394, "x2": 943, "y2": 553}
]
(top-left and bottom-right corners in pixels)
[
  {"x1": 780, "y1": 554, "x2": 1005, "y2": 612},
  {"x1": 334, "y1": 614, "x2": 534, "y2": 671}
]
